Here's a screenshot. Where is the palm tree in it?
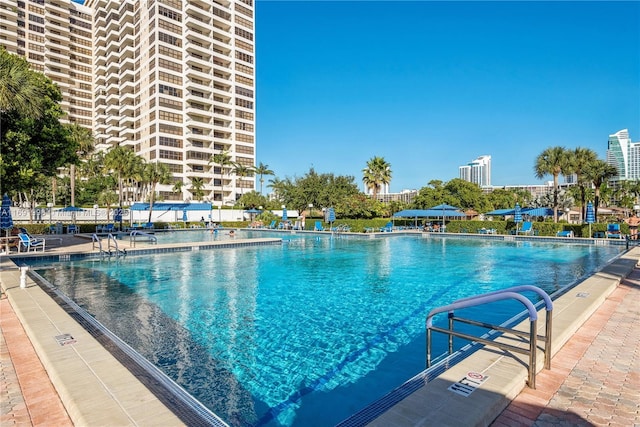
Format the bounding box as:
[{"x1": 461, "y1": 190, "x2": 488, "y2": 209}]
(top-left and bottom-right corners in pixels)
[
  {"x1": 362, "y1": 156, "x2": 392, "y2": 199},
  {"x1": 189, "y1": 177, "x2": 206, "y2": 200},
  {"x1": 534, "y1": 146, "x2": 570, "y2": 223},
  {"x1": 253, "y1": 162, "x2": 274, "y2": 195},
  {"x1": 97, "y1": 190, "x2": 118, "y2": 222},
  {"x1": 104, "y1": 145, "x2": 138, "y2": 206},
  {"x1": 566, "y1": 147, "x2": 597, "y2": 221},
  {"x1": 584, "y1": 160, "x2": 618, "y2": 219},
  {"x1": 210, "y1": 150, "x2": 233, "y2": 204},
  {"x1": 142, "y1": 162, "x2": 172, "y2": 223},
  {"x1": 0, "y1": 48, "x2": 47, "y2": 117},
  {"x1": 66, "y1": 124, "x2": 94, "y2": 207},
  {"x1": 172, "y1": 180, "x2": 184, "y2": 199},
  {"x1": 233, "y1": 162, "x2": 253, "y2": 198}
]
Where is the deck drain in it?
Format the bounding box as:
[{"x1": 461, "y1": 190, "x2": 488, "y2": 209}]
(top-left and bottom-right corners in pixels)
[
  {"x1": 576, "y1": 292, "x2": 590, "y2": 298},
  {"x1": 54, "y1": 333, "x2": 76, "y2": 346}
]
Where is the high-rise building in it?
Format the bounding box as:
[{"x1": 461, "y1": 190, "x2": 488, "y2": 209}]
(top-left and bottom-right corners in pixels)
[
  {"x1": 459, "y1": 155, "x2": 491, "y2": 187},
  {"x1": 0, "y1": 0, "x2": 256, "y2": 205},
  {"x1": 607, "y1": 129, "x2": 640, "y2": 181}
]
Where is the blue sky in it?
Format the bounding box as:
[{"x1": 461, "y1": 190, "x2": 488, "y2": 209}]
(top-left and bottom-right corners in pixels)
[{"x1": 256, "y1": 1, "x2": 640, "y2": 191}]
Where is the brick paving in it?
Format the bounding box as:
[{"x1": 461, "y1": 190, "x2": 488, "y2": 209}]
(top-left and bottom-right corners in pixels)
[
  {"x1": 0, "y1": 296, "x2": 72, "y2": 427},
  {"x1": 493, "y1": 269, "x2": 640, "y2": 427}
]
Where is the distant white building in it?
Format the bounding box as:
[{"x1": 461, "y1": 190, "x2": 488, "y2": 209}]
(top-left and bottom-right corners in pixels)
[
  {"x1": 607, "y1": 129, "x2": 640, "y2": 181},
  {"x1": 459, "y1": 155, "x2": 491, "y2": 187}
]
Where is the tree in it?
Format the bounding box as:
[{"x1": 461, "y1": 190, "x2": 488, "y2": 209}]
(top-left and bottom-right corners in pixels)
[
  {"x1": 104, "y1": 145, "x2": 138, "y2": 206},
  {"x1": 65, "y1": 123, "x2": 94, "y2": 207},
  {"x1": 565, "y1": 147, "x2": 598, "y2": 221},
  {"x1": 0, "y1": 47, "x2": 47, "y2": 118},
  {"x1": 189, "y1": 177, "x2": 206, "y2": 201},
  {"x1": 362, "y1": 156, "x2": 392, "y2": 199},
  {"x1": 142, "y1": 162, "x2": 172, "y2": 222},
  {"x1": 233, "y1": 162, "x2": 253, "y2": 199},
  {"x1": 172, "y1": 180, "x2": 184, "y2": 199},
  {"x1": 583, "y1": 160, "x2": 618, "y2": 219},
  {"x1": 253, "y1": 162, "x2": 274, "y2": 195},
  {"x1": 534, "y1": 146, "x2": 570, "y2": 223},
  {"x1": 98, "y1": 190, "x2": 119, "y2": 222},
  {"x1": 210, "y1": 150, "x2": 233, "y2": 204}
]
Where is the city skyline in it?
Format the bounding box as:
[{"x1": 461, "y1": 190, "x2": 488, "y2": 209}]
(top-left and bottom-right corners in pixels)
[{"x1": 256, "y1": 1, "x2": 639, "y2": 191}]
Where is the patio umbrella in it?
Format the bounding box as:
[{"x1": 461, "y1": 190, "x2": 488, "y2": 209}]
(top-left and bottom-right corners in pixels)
[
  {"x1": 430, "y1": 203, "x2": 462, "y2": 231},
  {"x1": 182, "y1": 208, "x2": 188, "y2": 224},
  {"x1": 327, "y1": 207, "x2": 336, "y2": 229},
  {"x1": 282, "y1": 207, "x2": 287, "y2": 222},
  {"x1": 514, "y1": 203, "x2": 522, "y2": 233},
  {"x1": 586, "y1": 202, "x2": 595, "y2": 237},
  {"x1": 1, "y1": 194, "x2": 14, "y2": 253}
]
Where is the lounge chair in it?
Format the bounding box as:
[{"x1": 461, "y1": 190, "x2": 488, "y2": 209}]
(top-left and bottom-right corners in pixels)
[
  {"x1": 18, "y1": 233, "x2": 46, "y2": 252},
  {"x1": 516, "y1": 221, "x2": 533, "y2": 235},
  {"x1": 314, "y1": 221, "x2": 325, "y2": 231},
  {"x1": 380, "y1": 221, "x2": 393, "y2": 232},
  {"x1": 268, "y1": 220, "x2": 277, "y2": 229},
  {"x1": 556, "y1": 230, "x2": 574, "y2": 238},
  {"x1": 606, "y1": 223, "x2": 622, "y2": 239},
  {"x1": 67, "y1": 224, "x2": 79, "y2": 234},
  {"x1": 18, "y1": 228, "x2": 45, "y2": 245}
]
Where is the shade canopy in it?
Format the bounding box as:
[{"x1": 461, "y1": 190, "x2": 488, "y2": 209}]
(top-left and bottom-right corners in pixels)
[
  {"x1": 392, "y1": 209, "x2": 465, "y2": 218},
  {"x1": 485, "y1": 207, "x2": 555, "y2": 217},
  {"x1": 130, "y1": 202, "x2": 212, "y2": 211},
  {"x1": 245, "y1": 208, "x2": 262, "y2": 214}
]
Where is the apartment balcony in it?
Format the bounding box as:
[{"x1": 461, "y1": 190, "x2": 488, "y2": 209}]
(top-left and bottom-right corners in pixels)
[
  {"x1": 186, "y1": 32, "x2": 212, "y2": 50},
  {"x1": 185, "y1": 53, "x2": 211, "y2": 69},
  {"x1": 185, "y1": 13, "x2": 213, "y2": 35},
  {"x1": 45, "y1": 1, "x2": 69, "y2": 16}
]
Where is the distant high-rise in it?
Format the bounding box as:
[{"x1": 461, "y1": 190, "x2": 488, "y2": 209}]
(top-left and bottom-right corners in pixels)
[
  {"x1": 606, "y1": 129, "x2": 640, "y2": 181},
  {"x1": 459, "y1": 155, "x2": 491, "y2": 187},
  {"x1": 0, "y1": 0, "x2": 256, "y2": 204}
]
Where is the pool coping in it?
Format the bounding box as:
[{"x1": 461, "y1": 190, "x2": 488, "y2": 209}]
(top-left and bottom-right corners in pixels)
[{"x1": 1, "y1": 235, "x2": 636, "y2": 427}]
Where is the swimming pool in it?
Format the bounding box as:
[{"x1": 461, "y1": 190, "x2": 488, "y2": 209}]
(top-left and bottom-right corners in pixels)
[{"x1": 30, "y1": 235, "x2": 623, "y2": 426}]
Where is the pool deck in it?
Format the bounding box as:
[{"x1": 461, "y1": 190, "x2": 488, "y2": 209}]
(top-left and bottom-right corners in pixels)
[{"x1": 1, "y1": 232, "x2": 639, "y2": 426}]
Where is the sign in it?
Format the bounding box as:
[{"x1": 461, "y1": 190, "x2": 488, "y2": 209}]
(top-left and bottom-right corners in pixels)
[{"x1": 448, "y1": 371, "x2": 489, "y2": 397}]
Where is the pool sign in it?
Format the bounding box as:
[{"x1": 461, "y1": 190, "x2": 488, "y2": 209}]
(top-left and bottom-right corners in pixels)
[
  {"x1": 448, "y1": 371, "x2": 489, "y2": 397},
  {"x1": 54, "y1": 333, "x2": 76, "y2": 346}
]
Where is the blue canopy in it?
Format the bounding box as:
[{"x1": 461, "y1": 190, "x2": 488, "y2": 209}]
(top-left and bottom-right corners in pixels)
[
  {"x1": 393, "y1": 209, "x2": 465, "y2": 218},
  {"x1": 57, "y1": 205, "x2": 85, "y2": 212},
  {"x1": 523, "y1": 207, "x2": 555, "y2": 217},
  {"x1": 485, "y1": 208, "x2": 516, "y2": 216},
  {"x1": 392, "y1": 209, "x2": 431, "y2": 218}
]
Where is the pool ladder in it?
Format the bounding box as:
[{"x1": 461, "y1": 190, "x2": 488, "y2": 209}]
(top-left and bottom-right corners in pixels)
[
  {"x1": 91, "y1": 233, "x2": 126, "y2": 258},
  {"x1": 129, "y1": 230, "x2": 157, "y2": 247},
  {"x1": 426, "y1": 285, "x2": 553, "y2": 389}
]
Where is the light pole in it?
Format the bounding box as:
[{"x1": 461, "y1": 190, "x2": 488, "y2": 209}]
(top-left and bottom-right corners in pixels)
[
  {"x1": 47, "y1": 202, "x2": 53, "y2": 231},
  {"x1": 309, "y1": 203, "x2": 313, "y2": 218},
  {"x1": 93, "y1": 204, "x2": 99, "y2": 231}
]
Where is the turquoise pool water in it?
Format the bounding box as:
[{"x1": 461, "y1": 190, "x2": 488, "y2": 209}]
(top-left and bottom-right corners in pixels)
[{"x1": 31, "y1": 235, "x2": 623, "y2": 426}]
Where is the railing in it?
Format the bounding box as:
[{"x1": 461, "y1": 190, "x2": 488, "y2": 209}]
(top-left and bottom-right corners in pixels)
[
  {"x1": 91, "y1": 233, "x2": 105, "y2": 256},
  {"x1": 107, "y1": 233, "x2": 126, "y2": 257},
  {"x1": 129, "y1": 230, "x2": 157, "y2": 247},
  {"x1": 426, "y1": 285, "x2": 553, "y2": 389}
]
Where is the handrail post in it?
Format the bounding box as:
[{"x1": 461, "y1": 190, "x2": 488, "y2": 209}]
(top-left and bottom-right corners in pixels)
[
  {"x1": 426, "y1": 328, "x2": 432, "y2": 368},
  {"x1": 448, "y1": 312, "x2": 454, "y2": 356},
  {"x1": 528, "y1": 319, "x2": 537, "y2": 389},
  {"x1": 545, "y1": 309, "x2": 552, "y2": 370}
]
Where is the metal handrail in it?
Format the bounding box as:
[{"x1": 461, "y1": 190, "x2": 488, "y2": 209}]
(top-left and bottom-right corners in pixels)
[
  {"x1": 107, "y1": 233, "x2": 125, "y2": 257},
  {"x1": 129, "y1": 230, "x2": 157, "y2": 247},
  {"x1": 426, "y1": 286, "x2": 553, "y2": 389}
]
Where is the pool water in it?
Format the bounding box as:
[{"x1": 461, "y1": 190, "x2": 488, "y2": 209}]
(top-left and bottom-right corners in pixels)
[{"x1": 32, "y1": 235, "x2": 622, "y2": 426}]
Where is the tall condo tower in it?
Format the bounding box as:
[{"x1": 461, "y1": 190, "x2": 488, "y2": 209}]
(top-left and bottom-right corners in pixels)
[
  {"x1": 0, "y1": 0, "x2": 256, "y2": 205},
  {"x1": 606, "y1": 129, "x2": 640, "y2": 181},
  {"x1": 459, "y1": 155, "x2": 491, "y2": 187}
]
